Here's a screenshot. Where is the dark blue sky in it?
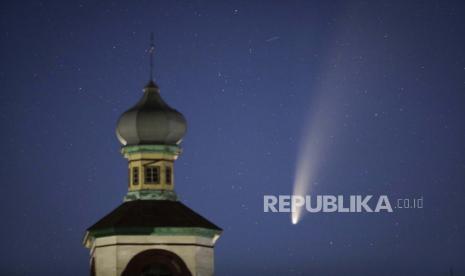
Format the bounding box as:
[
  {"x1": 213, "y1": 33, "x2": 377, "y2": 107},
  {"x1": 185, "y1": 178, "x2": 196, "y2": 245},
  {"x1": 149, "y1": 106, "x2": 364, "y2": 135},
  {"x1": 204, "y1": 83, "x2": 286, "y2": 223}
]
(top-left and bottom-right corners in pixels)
[{"x1": 1, "y1": 1, "x2": 465, "y2": 275}]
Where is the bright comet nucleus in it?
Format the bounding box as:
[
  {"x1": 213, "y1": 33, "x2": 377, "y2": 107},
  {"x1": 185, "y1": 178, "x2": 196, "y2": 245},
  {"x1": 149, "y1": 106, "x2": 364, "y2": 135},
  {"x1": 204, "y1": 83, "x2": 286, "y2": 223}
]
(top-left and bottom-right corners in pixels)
[{"x1": 292, "y1": 212, "x2": 298, "y2": 225}]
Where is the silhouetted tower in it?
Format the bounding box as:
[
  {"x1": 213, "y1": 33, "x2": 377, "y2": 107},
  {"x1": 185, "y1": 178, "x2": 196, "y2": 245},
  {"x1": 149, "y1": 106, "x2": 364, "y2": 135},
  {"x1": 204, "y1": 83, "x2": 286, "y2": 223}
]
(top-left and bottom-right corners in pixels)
[{"x1": 83, "y1": 35, "x2": 222, "y2": 276}]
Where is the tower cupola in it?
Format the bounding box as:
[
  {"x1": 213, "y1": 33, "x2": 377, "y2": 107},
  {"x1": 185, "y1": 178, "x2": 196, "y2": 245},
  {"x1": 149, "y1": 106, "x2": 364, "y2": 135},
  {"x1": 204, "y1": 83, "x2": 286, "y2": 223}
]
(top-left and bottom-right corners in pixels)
[{"x1": 115, "y1": 35, "x2": 188, "y2": 201}]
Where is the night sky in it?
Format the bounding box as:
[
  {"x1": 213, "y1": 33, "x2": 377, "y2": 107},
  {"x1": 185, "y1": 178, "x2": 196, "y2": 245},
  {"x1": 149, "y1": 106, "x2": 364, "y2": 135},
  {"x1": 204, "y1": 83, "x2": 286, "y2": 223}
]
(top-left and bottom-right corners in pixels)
[{"x1": 1, "y1": 1, "x2": 465, "y2": 275}]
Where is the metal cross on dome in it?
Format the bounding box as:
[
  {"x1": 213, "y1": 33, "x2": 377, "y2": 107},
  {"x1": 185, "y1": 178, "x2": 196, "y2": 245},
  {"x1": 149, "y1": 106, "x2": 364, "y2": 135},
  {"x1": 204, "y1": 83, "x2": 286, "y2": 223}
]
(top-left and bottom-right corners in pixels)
[{"x1": 148, "y1": 32, "x2": 155, "y2": 81}]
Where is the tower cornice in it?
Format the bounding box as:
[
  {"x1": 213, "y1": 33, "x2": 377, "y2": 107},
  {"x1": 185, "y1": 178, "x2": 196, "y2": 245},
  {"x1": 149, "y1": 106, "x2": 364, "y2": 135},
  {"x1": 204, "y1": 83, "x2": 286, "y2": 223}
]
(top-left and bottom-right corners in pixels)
[
  {"x1": 124, "y1": 189, "x2": 178, "y2": 201},
  {"x1": 121, "y1": 144, "x2": 182, "y2": 156}
]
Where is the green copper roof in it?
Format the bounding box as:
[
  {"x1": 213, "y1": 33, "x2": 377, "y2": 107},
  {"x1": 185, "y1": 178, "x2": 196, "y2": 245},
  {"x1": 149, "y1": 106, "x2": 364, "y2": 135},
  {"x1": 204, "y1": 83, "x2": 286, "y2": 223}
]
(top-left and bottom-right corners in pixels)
[
  {"x1": 89, "y1": 227, "x2": 220, "y2": 239},
  {"x1": 121, "y1": 144, "x2": 181, "y2": 155},
  {"x1": 124, "y1": 190, "x2": 178, "y2": 201}
]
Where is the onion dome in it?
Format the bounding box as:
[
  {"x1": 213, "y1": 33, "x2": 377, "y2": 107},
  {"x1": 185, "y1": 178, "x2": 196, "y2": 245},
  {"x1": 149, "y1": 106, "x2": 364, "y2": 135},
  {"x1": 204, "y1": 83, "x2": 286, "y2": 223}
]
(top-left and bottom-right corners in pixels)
[{"x1": 116, "y1": 80, "x2": 187, "y2": 146}]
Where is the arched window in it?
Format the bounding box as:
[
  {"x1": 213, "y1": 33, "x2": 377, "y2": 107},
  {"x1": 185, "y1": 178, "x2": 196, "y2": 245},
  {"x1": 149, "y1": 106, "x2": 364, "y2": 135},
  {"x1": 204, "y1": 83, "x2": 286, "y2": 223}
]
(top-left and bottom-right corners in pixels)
[{"x1": 122, "y1": 249, "x2": 191, "y2": 276}]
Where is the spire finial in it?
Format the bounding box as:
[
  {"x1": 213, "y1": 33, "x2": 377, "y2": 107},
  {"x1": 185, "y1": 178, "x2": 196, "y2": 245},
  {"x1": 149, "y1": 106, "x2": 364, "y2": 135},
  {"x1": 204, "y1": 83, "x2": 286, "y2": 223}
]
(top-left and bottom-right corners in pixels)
[{"x1": 149, "y1": 32, "x2": 155, "y2": 81}]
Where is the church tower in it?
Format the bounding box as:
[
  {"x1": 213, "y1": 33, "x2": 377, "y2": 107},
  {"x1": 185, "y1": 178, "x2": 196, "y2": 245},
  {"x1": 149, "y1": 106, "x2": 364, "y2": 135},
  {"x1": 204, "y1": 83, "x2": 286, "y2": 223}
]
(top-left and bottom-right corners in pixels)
[{"x1": 83, "y1": 37, "x2": 222, "y2": 276}]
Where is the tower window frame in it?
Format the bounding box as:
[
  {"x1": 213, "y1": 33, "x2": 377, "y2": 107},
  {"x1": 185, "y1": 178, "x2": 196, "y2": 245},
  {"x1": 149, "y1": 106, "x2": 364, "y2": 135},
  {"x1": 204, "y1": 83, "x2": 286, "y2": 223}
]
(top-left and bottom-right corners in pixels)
[
  {"x1": 166, "y1": 166, "x2": 172, "y2": 185},
  {"x1": 132, "y1": 167, "x2": 139, "y2": 185},
  {"x1": 145, "y1": 166, "x2": 160, "y2": 184}
]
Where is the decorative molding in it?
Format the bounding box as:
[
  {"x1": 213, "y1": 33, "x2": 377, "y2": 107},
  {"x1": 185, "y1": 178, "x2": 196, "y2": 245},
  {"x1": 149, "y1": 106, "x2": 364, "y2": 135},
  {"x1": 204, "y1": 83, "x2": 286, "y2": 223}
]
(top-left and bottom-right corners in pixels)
[
  {"x1": 88, "y1": 227, "x2": 221, "y2": 240},
  {"x1": 94, "y1": 242, "x2": 214, "y2": 249},
  {"x1": 124, "y1": 190, "x2": 178, "y2": 201},
  {"x1": 122, "y1": 145, "x2": 181, "y2": 156}
]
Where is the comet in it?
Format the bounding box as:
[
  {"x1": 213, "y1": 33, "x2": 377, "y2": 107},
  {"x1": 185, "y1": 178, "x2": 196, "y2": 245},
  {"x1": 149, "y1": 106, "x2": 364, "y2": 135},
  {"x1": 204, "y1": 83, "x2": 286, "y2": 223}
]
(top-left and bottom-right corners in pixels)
[
  {"x1": 290, "y1": 4, "x2": 357, "y2": 224},
  {"x1": 291, "y1": 115, "x2": 325, "y2": 225},
  {"x1": 291, "y1": 75, "x2": 346, "y2": 225}
]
